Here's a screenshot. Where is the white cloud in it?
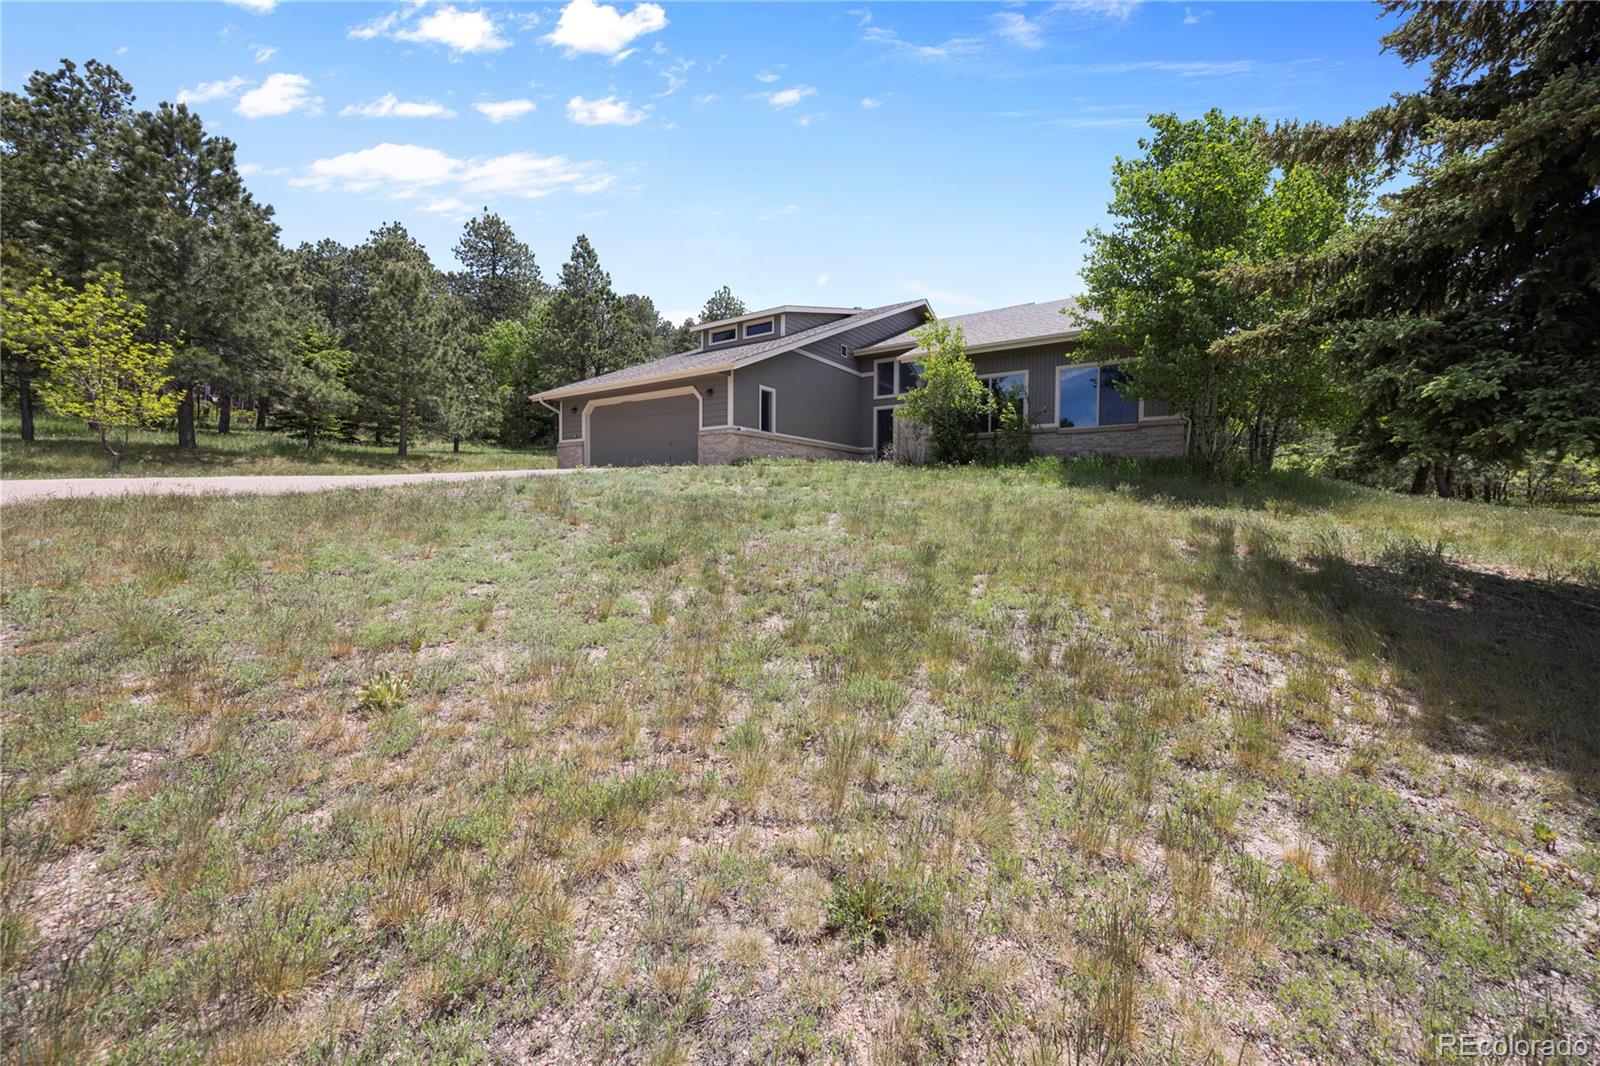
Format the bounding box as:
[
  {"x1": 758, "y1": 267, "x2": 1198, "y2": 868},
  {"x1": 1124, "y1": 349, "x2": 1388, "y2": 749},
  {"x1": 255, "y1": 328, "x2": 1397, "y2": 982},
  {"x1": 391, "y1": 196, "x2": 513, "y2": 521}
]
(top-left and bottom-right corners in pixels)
[
  {"x1": 397, "y1": 6, "x2": 510, "y2": 53},
  {"x1": 226, "y1": 0, "x2": 276, "y2": 13},
  {"x1": 474, "y1": 98, "x2": 537, "y2": 123},
  {"x1": 295, "y1": 142, "x2": 617, "y2": 203},
  {"x1": 341, "y1": 93, "x2": 456, "y2": 119},
  {"x1": 755, "y1": 69, "x2": 781, "y2": 84},
  {"x1": 862, "y1": 26, "x2": 984, "y2": 62},
  {"x1": 421, "y1": 196, "x2": 474, "y2": 217},
  {"x1": 252, "y1": 45, "x2": 277, "y2": 63},
  {"x1": 296, "y1": 143, "x2": 459, "y2": 193},
  {"x1": 795, "y1": 113, "x2": 823, "y2": 127},
  {"x1": 656, "y1": 58, "x2": 694, "y2": 96},
  {"x1": 1183, "y1": 6, "x2": 1211, "y2": 23},
  {"x1": 177, "y1": 75, "x2": 247, "y2": 105},
  {"x1": 544, "y1": 0, "x2": 666, "y2": 57},
  {"x1": 349, "y1": 9, "x2": 404, "y2": 40},
  {"x1": 860, "y1": 96, "x2": 881, "y2": 109},
  {"x1": 904, "y1": 280, "x2": 979, "y2": 308},
  {"x1": 236, "y1": 73, "x2": 321, "y2": 118},
  {"x1": 693, "y1": 93, "x2": 720, "y2": 105},
  {"x1": 847, "y1": 8, "x2": 872, "y2": 26},
  {"x1": 993, "y1": 11, "x2": 1047, "y2": 48},
  {"x1": 757, "y1": 84, "x2": 817, "y2": 109},
  {"x1": 758, "y1": 203, "x2": 801, "y2": 221},
  {"x1": 237, "y1": 162, "x2": 264, "y2": 177},
  {"x1": 566, "y1": 94, "x2": 648, "y2": 126},
  {"x1": 816, "y1": 272, "x2": 829, "y2": 287},
  {"x1": 1091, "y1": 58, "x2": 1253, "y2": 77},
  {"x1": 1054, "y1": 0, "x2": 1143, "y2": 22}
]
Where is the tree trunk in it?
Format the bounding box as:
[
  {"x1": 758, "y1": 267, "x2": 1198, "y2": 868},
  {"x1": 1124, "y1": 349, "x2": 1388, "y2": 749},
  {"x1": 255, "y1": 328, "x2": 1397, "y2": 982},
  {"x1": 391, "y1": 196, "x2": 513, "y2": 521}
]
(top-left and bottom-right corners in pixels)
[
  {"x1": 217, "y1": 393, "x2": 232, "y2": 435},
  {"x1": 452, "y1": 436, "x2": 460, "y2": 453},
  {"x1": 17, "y1": 368, "x2": 36, "y2": 442},
  {"x1": 255, "y1": 396, "x2": 269, "y2": 429},
  {"x1": 177, "y1": 386, "x2": 197, "y2": 450},
  {"x1": 1433, "y1": 462, "x2": 1456, "y2": 499},
  {"x1": 1409, "y1": 464, "x2": 1431, "y2": 495},
  {"x1": 397, "y1": 394, "x2": 409, "y2": 457},
  {"x1": 98, "y1": 424, "x2": 121, "y2": 471}
]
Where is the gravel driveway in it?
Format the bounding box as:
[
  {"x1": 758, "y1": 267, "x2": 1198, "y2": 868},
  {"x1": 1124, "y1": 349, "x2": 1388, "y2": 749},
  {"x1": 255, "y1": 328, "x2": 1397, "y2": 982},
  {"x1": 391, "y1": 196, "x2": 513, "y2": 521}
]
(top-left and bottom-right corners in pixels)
[{"x1": 0, "y1": 468, "x2": 577, "y2": 506}]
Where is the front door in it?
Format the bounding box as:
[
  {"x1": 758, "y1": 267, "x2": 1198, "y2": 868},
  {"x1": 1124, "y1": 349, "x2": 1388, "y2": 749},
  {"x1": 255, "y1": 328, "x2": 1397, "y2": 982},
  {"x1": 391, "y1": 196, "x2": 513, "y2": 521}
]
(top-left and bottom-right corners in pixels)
[{"x1": 874, "y1": 407, "x2": 895, "y2": 460}]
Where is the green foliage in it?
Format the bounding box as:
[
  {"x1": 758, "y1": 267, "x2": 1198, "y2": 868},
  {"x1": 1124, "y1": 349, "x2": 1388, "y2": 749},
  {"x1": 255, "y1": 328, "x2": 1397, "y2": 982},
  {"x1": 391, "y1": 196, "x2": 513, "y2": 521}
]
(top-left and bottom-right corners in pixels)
[
  {"x1": 893, "y1": 318, "x2": 991, "y2": 464},
  {"x1": 450, "y1": 209, "x2": 544, "y2": 327},
  {"x1": 1228, "y1": 1, "x2": 1600, "y2": 487},
  {"x1": 5, "y1": 271, "x2": 177, "y2": 468},
  {"x1": 700, "y1": 285, "x2": 746, "y2": 323},
  {"x1": 274, "y1": 326, "x2": 355, "y2": 449},
  {"x1": 1077, "y1": 109, "x2": 1364, "y2": 474},
  {"x1": 990, "y1": 385, "x2": 1034, "y2": 465}
]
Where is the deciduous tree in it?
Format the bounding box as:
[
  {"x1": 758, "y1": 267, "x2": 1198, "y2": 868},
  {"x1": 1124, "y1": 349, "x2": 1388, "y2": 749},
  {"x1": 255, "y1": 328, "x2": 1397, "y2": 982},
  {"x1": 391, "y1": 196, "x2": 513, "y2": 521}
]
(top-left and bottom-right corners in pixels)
[{"x1": 6, "y1": 271, "x2": 177, "y2": 469}]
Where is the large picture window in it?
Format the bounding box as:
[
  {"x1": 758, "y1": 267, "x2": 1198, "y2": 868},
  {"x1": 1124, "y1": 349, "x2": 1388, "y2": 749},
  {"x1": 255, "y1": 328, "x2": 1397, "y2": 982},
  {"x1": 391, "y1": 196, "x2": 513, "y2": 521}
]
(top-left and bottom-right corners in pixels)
[
  {"x1": 979, "y1": 371, "x2": 1028, "y2": 433},
  {"x1": 875, "y1": 359, "x2": 896, "y2": 397},
  {"x1": 899, "y1": 362, "x2": 922, "y2": 394},
  {"x1": 1057, "y1": 364, "x2": 1140, "y2": 428}
]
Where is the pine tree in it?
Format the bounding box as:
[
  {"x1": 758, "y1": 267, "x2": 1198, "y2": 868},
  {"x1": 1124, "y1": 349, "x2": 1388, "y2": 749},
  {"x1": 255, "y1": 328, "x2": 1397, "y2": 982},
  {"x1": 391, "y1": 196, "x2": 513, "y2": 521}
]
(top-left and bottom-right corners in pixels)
[
  {"x1": 1224, "y1": 1, "x2": 1600, "y2": 491},
  {"x1": 700, "y1": 285, "x2": 746, "y2": 323},
  {"x1": 349, "y1": 224, "x2": 447, "y2": 457},
  {"x1": 450, "y1": 210, "x2": 543, "y2": 327},
  {"x1": 544, "y1": 235, "x2": 620, "y2": 385}
]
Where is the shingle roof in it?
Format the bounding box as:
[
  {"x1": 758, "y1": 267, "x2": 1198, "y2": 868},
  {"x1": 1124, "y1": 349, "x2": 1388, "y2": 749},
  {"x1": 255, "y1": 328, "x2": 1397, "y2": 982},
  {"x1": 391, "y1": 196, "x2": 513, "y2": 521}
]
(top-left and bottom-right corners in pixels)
[
  {"x1": 858, "y1": 297, "x2": 1096, "y2": 355},
  {"x1": 534, "y1": 299, "x2": 928, "y2": 400}
]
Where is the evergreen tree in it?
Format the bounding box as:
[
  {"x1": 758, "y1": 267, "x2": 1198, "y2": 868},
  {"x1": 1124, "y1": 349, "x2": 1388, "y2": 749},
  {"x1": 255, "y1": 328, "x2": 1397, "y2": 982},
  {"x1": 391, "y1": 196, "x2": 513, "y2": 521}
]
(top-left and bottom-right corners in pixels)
[
  {"x1": 450, "y1": 210, "x2": 543, "y2": 327},
  {"x1": 276, "y1": 326, "x2": 355, "y2": 449},
  {"x1": 349, "y1": 224, "x2": 447, "y2": 456},
  {"x1": 1225, "y1": 1, "x2": 1600, "y2": 492},
  {"x1": 114, "y1": 102, "x2": 283, "y2": 449},
  {"x1": 700, "y1": 285, "x2": 746, "y2": 323},
  {"x1": 544, "y1": 235, "x2": 620, "y2": 385}
]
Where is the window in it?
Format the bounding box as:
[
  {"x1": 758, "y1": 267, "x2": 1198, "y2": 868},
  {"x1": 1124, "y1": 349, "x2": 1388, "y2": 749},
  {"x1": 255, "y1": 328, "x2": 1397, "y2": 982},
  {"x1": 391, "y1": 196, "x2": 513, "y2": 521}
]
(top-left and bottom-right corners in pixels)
[
  {"x1": 1057, "y1": 364, "x2": 1140, "y2": 428},
  {"x1": 710, "y1": 327, "x2": 737, "y2": 344},
  {"x1": 744, "y1": 319, "x2": 774, "y2": 338},
  {"x1": 979, "y1": 371, "x2": 1028, "y2": 433},
  {"x1": 758, "y1": 386, "x2": 776, "y2": 433},
  {"x1": 875, "y1": 359, "x2": 896, "y2": 397},
  {"x1": 899, "y1": 362, "x2": 922, "y2": 394}
]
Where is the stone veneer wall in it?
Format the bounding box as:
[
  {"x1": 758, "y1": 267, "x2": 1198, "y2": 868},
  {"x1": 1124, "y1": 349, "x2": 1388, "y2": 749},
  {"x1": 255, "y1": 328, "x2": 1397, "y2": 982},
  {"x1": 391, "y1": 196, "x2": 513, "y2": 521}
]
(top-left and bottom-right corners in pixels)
[
  {"x1": 556, "y1": 441, "x2": 585, "y2": 469},
  {"x1": 699, "y1": 428, "x2": 869, "y2": 465},
  {"x1": 1029, "y1": 420, "x2": 1187, "y2": 459}
]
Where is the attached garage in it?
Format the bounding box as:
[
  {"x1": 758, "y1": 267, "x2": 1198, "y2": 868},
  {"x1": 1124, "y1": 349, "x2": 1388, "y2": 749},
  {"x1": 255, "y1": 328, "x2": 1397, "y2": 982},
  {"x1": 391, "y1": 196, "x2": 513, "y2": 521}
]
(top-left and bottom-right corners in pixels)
[{"x1": 585, "y1": 389, "x2": 701, "y2": 467}]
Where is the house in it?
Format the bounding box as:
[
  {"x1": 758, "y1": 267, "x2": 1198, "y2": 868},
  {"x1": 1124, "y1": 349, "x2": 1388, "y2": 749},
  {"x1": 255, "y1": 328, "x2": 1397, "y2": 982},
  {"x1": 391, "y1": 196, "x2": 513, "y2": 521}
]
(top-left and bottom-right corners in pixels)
[{"x1": 534, "y1": 297, "x2": 1187, "y2": 468}]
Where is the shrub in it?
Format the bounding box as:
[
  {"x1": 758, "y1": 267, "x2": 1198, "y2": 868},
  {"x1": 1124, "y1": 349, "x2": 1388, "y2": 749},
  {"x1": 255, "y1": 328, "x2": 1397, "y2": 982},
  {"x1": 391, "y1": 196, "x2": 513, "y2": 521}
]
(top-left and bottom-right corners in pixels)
[{"x1": 894, "y1": 317, "x2": 991, "y2": 464}]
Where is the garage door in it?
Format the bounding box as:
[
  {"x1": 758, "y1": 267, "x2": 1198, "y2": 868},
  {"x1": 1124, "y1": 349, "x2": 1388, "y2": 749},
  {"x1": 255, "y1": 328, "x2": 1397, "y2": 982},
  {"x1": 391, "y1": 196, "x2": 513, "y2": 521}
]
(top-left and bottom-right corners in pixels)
[{"x1": 587, "y1": 393, "x2": 700, "y2": 466}]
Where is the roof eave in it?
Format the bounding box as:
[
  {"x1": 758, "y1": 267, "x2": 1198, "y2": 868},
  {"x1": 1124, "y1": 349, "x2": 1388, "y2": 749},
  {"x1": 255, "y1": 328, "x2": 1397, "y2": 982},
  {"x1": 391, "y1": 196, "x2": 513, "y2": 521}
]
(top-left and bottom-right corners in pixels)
[{"x1": 885, "y1": 328, "x2": 1088, "y2": 361}]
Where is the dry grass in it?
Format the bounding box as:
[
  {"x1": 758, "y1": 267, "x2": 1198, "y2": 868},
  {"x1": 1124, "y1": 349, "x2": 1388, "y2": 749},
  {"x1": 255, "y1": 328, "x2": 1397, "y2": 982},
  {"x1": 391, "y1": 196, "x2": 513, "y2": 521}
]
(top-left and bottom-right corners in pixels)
[{"x1": 2, "y1": 457, "x2": 1597, "y2": 1062}]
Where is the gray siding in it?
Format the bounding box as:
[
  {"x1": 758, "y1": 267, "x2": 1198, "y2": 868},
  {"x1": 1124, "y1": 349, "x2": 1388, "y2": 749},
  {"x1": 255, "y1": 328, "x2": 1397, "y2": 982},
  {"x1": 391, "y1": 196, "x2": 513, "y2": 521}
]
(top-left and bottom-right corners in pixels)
[
  {"x1": 969, "y1": 343, "x2": 1076, "y2": 429},
  {"x1": 732, "y1": 349, "x2": 864, "y2": 447},
  {"x1": 785, "y1": 311, "x2": 851, "y2": 334},
  {"x1": 809, "y1": 307, "x2": 929, "y2": 366}
]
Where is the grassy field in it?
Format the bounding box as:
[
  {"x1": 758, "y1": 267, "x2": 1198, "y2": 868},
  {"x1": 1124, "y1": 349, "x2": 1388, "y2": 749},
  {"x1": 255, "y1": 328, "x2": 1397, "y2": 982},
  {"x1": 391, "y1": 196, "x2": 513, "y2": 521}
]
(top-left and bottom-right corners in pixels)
[
  {"x1": 0, "y1": 413, "x2": 554, "y2": 479},
  {"x1": 2, "y1": 459, "x2": 1597, "y2": 1063}
]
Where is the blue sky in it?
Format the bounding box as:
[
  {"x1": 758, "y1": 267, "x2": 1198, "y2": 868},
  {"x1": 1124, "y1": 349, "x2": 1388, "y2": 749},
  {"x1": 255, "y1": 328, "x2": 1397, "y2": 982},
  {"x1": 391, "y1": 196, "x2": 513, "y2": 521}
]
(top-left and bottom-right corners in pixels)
[{"x1": 3, "y1": 1, "x2": 1416, "y2": 322}]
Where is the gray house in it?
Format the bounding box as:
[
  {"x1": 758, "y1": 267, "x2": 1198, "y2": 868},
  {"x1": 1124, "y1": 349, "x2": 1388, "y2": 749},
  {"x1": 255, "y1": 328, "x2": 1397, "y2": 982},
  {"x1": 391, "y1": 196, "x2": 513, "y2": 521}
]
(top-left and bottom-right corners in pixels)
[{"x1": 535, "y1": 298, "x2": 1187, "y2": 468}]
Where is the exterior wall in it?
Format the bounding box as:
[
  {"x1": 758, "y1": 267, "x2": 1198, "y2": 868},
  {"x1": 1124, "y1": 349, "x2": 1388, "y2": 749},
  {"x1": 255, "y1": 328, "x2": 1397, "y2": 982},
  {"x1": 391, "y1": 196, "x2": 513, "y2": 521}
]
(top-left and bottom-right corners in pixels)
[
  {"x1": 1029, "y1": 419, "x2": 1187, "y2": 459},
  {"x1": 699, "y1": 427, "x2": 870, "y2": 465},
  {"x1": 731, "y1": 349, "x2": 863, "y2": 447},
  {"x1": 799, "y1": 307, "x2": 928, "y2": 371},
  {"x1": 785, "y1": 311, "x2": 851, "y2": 334}
]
